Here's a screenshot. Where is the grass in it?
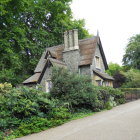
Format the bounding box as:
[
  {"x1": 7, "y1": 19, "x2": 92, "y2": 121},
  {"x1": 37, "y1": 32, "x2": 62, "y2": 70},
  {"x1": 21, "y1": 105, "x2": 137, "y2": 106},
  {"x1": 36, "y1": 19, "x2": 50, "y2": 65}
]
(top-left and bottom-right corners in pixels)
[
  {"x1": 70, "y1": 108, "x2": 107, "y2": 121},
  {"x1": 70, "y1": 111, "x2": 96, "y2": 120}
]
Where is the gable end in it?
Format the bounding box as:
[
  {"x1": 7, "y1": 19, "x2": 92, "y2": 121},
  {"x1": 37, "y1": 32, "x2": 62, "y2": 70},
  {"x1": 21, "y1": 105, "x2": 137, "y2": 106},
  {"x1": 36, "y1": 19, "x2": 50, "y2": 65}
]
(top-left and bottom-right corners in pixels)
[{"x1": 97, "y1": 37, "x2": 108, "y2": 70}]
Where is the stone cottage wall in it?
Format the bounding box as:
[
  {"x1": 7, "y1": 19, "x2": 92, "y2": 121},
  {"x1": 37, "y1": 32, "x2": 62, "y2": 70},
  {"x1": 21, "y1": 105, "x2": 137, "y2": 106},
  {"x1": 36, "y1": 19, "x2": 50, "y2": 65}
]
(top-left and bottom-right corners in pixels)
[
  {"x1": 63, "y1": 50, "x2": 80, "y2": 72},
  {"x1": 79, "y1": 65, "x2": 91, "y2": 76},
  {"x1": 40, "y1": 67, "x2": 52, "y2": 92},
  {"x1": 91, "y1": 44, "x2": 105, "y2": 72},
  {"x1": 90, "y1": 43, "x2": 106, "y2": 83}
]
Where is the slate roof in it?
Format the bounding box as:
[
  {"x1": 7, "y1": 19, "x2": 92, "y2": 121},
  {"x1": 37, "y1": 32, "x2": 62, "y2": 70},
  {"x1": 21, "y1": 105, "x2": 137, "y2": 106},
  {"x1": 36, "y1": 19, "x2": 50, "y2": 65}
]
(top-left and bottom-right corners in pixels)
[
  {"x1": 23, "y1": 73, "x2": 41, "y2": 84},
  {"x1": 49, "y1": 58, "x2": 67, "y2": 68},
  {"x1": 93, "y1": 69, "x2": 114, "y2": 80},
  {"x1": 34, "y1": 36, "x2": 99, "y2": 73},
  {"x1": 23, "y1": 36, "x2": 109, "y2": 84},
  {"x1": 23, "y1": 58, "x2": 66, "y2": 84}
]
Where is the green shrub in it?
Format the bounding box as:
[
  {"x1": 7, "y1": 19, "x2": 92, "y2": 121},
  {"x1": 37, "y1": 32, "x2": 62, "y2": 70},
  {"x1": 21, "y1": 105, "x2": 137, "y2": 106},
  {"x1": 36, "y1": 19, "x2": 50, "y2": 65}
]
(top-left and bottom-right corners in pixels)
[
  {"x1": 104, "y1": 97, "x2": 116, "y2": 110},
  {"x1": 49, "y1": 107, "x2": 71, "y2": 120},
  {"x1": 13, "y1": 117, "x2": 50, "y2": 137},
  {"x1": 0, "y1": 83, "x2": 12, "y2": 95},
  {"x1": 120, "y1": 88, "x2": 140, "y2": 92},
  {"x1": 122, "y1": 69, "x2": 140, "y2": 88},
  {"x1": 0, "y1": 83, "x2": 72, "y2": 139},
  {"x1": 0, "y1": 69, "x2": 126, "y2": 139},
  {"x1": 96, "y1": 86, "x2": 126, "y2": 106},
  {"x1": 50, "y1": 67, "x2": 96, "y2": 110},
  {"x1": 50, "y1": 67, "x2": 125, "y2": 112},
  {"x1": 11, "y1": 106, "x2": 71, "y2": 137},
  {"x1": 0, "y1": 131, "x2": 5, "y2": 140},
  {"x1": 0, "y1": 86, "x2": 55, "y2": 132},
  {"x1": 50, "y1": 67, "x2": 92, "y2": 98}
]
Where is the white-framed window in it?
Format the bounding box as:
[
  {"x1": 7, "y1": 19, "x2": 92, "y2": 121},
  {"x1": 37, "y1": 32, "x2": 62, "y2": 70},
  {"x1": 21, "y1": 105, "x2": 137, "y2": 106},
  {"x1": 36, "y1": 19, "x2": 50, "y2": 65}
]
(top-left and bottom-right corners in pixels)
[
  {"x1": 95, "y1": 56, "x2": 101, "y2": 69},
  {"x1": 45, "y1": 80, "x2": 52, "y2": 92}
]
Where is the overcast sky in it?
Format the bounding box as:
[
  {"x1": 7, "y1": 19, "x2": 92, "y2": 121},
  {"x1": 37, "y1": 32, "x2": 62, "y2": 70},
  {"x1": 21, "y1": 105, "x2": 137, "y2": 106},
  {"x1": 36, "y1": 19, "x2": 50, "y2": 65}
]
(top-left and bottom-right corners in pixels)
[{"x1": 71, "y1": 0, "x2": 140, "y2": 65}]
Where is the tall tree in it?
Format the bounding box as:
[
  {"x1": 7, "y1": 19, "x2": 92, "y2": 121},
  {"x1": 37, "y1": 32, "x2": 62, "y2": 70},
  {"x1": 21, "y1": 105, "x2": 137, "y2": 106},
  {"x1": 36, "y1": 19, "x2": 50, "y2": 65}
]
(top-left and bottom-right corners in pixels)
[
  {"x1": 0, "y1": 0, "x2": 91, "y2": 85},
  {"x1": 106, "y1": 63, "x2": 125, "y2": 88},
  {"x1": 106, "y1": 62, "x2": 123, "y2": 76},
  {"x1": 122, "y1": 69, "x2": 140, "y2": 88},
  {"x1": 123, "y1": 34, "x2": 140, "y2": 69}
]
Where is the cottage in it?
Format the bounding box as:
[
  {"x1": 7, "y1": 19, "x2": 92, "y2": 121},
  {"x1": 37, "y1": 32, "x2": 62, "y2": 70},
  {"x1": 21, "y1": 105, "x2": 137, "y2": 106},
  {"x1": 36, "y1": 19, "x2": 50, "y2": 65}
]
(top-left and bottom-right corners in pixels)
[{"x1": 23, "y1": 29, "x2": 114, "y2": 92}]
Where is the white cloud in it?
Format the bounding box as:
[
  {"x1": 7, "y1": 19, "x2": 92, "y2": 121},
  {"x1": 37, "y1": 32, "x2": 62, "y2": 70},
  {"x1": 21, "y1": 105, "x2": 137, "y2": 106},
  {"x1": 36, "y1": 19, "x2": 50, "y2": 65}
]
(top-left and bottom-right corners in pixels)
[{"x1": 71, "y1": 0, "x2": 140, "y2": 65}]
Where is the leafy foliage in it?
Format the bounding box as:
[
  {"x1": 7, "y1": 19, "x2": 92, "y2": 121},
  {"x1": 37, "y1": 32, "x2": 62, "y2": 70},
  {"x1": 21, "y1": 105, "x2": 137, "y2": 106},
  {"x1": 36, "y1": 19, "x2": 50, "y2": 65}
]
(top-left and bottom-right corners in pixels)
[
  {"x1": 50, "y1": 67, "x2": 98, "y2": 110},
  {"x1": 0, "y1": 86, "x2": 50, "y2": 131},
  {"x1": 113, "y1": 72, "x2": 126, "y2": 88},
  {"x1": 49, "y1": 107, "x2": 71, "y2": 120},
  {"x1": 123, "y1": 34, "x2": 140, "y2": 69},
  {"x1": 107, "y1": 63, "x2": 140, "y2": 88},
  {"x1": 50, "y1": 67, "x2": 125, "y2": 111},
  {"x1": 122, "y1": 69, "x2": 140, "y2": 88},
  {"x1": 106, "y1": 62, "x2": 123, "y2": 76},
  {"x1": 106, "y1": 63, "x2": 126, "y2": 88},
  {"x1": 0, "y1": 0, "x2": 91, "y2": 85},
  {"x1": 11, "y1": 108, "x2": 71, "y2": 138},
  {"x1": 0, "y1": 74, "x2": 126, "y2": 139},
  {"x1": 95, "y1": 86, "x2": 125, "y2": 108},
  {"x1": 0, "y1": 83, "x2": 71, "y2": 139}
]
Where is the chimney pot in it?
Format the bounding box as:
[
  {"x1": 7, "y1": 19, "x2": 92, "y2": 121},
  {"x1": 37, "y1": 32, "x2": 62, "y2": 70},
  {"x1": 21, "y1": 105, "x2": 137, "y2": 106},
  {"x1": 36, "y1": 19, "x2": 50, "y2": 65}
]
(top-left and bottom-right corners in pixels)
[
  {"x1": 64, "y1": 31, "x2": 68, "y2": 50},
  {"x1": 73, "y1": 29, "x2": 79, "y2": 49},
  {"x1": 68, "y1": 30, "x2": 73, "y2": 50},
  {"x1": 64, "y1": 29, "x2": 79, "y2": 51}
]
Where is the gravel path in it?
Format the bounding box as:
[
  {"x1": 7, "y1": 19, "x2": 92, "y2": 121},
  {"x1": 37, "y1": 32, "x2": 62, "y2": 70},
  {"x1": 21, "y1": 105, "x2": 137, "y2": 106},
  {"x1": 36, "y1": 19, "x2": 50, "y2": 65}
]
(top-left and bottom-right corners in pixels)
[{"x1": 16, "y1": 100, "x2": 140, "y2": 140}]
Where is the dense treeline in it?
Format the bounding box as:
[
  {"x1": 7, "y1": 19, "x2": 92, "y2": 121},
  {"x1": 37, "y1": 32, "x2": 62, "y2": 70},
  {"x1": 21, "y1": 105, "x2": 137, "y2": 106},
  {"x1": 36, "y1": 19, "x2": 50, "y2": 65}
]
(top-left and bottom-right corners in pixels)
[
  {"x1": 0, "y1": 0, "x2": 90, "y2": 85},
  {"x1": 123, "y1": 34, "x2": 140, "y2": 69},
  {"x1": 107, "y1": 34, "x2": 140, "y2": 88}
]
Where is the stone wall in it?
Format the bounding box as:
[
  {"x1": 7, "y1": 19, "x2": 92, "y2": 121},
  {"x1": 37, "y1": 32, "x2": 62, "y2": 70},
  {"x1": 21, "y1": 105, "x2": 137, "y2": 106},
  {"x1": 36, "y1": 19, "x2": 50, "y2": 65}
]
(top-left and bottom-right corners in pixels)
[
  {"x1": 91, "y1": 44, "x2": 105, "y2": 72},
  {"x1": 40, "y1": 67, "x2": 52, "y2": 92},
  {"x1": 63, "y1": 50, "x2": 80, "y2": 72},
  {"x1": 90, "y1": 43, "x2": 106, "y2": 83},
  {"x1": 79, "y1": 65, "x2": 90, "y2": 76}
]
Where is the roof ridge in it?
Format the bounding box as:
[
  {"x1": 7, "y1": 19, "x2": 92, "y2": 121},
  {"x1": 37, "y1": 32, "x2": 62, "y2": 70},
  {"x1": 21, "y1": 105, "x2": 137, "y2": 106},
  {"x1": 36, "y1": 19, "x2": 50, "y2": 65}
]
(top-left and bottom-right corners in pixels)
[
  {"x1": 45, "y1": 36, "x2": 96, "y2": 51},
  {"x1": 48, "y1": 58, "x2": 66, "y2": 65}
]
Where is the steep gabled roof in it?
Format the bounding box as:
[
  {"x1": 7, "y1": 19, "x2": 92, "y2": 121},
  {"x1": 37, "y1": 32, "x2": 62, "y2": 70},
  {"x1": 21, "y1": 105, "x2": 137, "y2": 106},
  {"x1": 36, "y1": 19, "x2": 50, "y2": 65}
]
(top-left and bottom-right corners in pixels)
[
  {"x1": 23, "y1": 73, "x2": 41, "y2": 84},
  {"x1": 96, "y1": 36, "x2": 108, "y2": 70},
  {"x1": 34, "y1": 36, "x2": 108, "y2": 73},
  {"x1": 23, "y1": 35, "x2": 109, "y2": 85},
  {"x1": 23, "y1": 58, "x2": 67, "y2": 84},
  {"x1": 49, "y1": 58, "x2": 67, "y2": 68},
  {"x1": 34, "y1": 45, "x2": 64, "y2": 73},
  {"x1": 93, "y1": 69, "x2": 114, "y2": 80},
  {"x1": 37, "y1": 58, "x2": 67, "y2": 84},
  {"x1": 79, "y1": 37, "x2": 97, "y2": 66}
]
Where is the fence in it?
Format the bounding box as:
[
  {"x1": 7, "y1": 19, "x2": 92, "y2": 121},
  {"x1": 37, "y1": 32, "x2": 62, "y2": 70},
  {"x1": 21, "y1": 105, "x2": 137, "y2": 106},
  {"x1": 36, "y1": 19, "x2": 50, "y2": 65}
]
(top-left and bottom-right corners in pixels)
[{"x1": 120, "y1": 88, "x2": 140, "y2": 102}]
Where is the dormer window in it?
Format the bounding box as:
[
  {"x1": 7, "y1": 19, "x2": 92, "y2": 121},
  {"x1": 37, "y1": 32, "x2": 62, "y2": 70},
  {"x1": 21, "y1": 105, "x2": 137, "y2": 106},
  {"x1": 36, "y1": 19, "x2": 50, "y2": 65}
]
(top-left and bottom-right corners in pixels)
[{"x1": 95, "y1": 56, "x2": 101, "y2": 69}]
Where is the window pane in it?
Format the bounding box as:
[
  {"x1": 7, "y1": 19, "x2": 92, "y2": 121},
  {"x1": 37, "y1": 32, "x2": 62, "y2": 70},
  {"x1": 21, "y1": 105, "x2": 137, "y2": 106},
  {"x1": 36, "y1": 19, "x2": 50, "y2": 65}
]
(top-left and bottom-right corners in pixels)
[{"x1": 96, "y1": 56, "x2": 100, "y2": 68}]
